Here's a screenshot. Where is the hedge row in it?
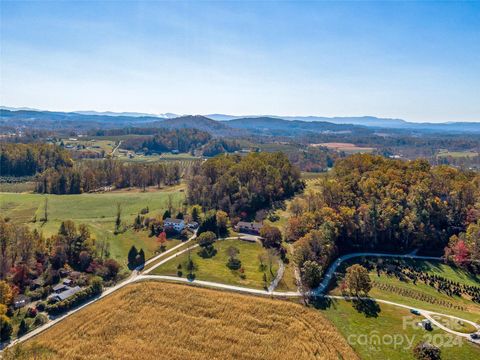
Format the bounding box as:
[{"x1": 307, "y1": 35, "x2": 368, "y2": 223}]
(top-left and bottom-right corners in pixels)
[{"x1": 46, "y1": 282, "x2": 102, "y2": 315}]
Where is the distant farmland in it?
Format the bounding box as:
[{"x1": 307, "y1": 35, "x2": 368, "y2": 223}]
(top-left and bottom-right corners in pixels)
[
  {"x1": 313, "y1": 142, "x2": 375, "y2": 154},
  {"x1": 20, "y1": 282, "x2": 358, "y2": 360}
]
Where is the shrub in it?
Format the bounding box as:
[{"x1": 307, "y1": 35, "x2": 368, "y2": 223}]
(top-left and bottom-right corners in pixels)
[
  {"x1": 36, "y1": 302, "x2": 46, "y2": 312},
  {"x1": 46, "y1": 282, "x2": 103, "y2": 315},
  {"x1": 227, "y1": 258, "x2": 242, "y2": 270},
  {"x1": 198, "y1": 245, "x2": 217, "y2": 258},
  {"x1": 33, "y1": 313, "x2": 48, "y2": 327},
  {"x1": 413, "y1": 341, "x2": 441, "y2": 360},
  {"x1": 26, "y1": 307, "x2": 37, "y2": 318},
  {"x1": 197, "y1": 231, "x2": 216, "y2": 247},
  {"x1": 177, "y1": 271, "x2": 183, "y2": 277}
]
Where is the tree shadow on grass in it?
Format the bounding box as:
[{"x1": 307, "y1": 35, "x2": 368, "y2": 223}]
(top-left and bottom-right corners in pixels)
[
  {"x1": 351, "y1": 298, "x2": 381, "y2": 318},
  {"x1": 310, "y1": 296, "x2": 333, "y2": 310}
]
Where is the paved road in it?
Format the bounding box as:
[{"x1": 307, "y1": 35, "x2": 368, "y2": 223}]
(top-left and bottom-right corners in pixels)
[
  {"x1": 268, "y1": 260, "x2": 285, "y2": 292},
  {"x1": 136, "y1": 274, "x2": 301, "y2": 297}
]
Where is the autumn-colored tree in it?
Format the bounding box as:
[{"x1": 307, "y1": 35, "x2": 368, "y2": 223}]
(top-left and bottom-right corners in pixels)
[
  {"x1": 216, "y1": 211, "x2": 229, "y2": 236},
  {"x1": 197, "y1": 231, "x2": 216, "y2": 247},
  {"x1": 301, "y1": 260, "x2": 322, "y2": 289},
  {"x1": 157, "y1": 231, "x2": 168, "y2": 252},
  {"x1": 344, "y1": 264, "x2": 372, "y2": 296},
  {"x1": 260, "y1": 224, "x2": 282, "y2": 248},
  {"x1": 0, "y1": 281, "x2": 13, "y2": 306}
]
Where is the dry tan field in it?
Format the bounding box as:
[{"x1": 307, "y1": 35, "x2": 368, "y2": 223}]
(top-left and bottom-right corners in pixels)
[
  {"x1": 16, "y1": 281, "x2": 358, "y2": 360},
  {"x1": 312, "y1": 142, "x2": 374, "y2": 154}
]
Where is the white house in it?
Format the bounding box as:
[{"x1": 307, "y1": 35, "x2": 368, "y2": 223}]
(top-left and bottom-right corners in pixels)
[{"x1": 164, "y1": 218, "x2": 185, "y2": 232}]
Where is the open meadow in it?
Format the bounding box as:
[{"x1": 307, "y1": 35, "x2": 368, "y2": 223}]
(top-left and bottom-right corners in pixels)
[
  {"x1": 15, "y1": 282, "x2": 358, "y2": 360},
  {"x1": 0, "y1": 186, "x2": 186, "y2": 266}
]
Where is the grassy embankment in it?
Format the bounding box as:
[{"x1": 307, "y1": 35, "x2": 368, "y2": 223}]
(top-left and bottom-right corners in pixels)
[
  {"x1": 13, "y1": 282, "x2": 358, "y2": 360},
  {"x1": 151, "y1": 239, "x2": 280, "y2": 290},
  {"x1": 0, "y1": 186, "x2": 186, "y2": 267},
  {"x1": 319, "y1": 298, "x2": 480, "y2": 360}
]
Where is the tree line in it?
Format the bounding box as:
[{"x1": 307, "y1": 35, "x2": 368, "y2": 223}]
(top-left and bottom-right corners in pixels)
[
  {"x1": 0, "y1": 143, "x2": 72, "y2": 177},
  {"x1": 35, "y1": 159, "x2": 182, "y2": 194}
]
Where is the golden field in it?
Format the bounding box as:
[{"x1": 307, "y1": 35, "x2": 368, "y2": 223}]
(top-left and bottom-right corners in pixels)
[{"x1": 15, "y1": 282, "x2": 358, "y2": 360}]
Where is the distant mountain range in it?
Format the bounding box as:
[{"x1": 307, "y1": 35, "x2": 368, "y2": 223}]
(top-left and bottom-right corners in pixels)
[{"x1": 1, "y1": 107, "x2": 479, "y2": 134}]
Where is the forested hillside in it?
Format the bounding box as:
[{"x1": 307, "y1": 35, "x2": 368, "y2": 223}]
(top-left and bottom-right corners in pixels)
[
  {"x1": 120, "y1": 128, "x2": 211, "y2": 153},
  {"x1": 291, "y1": 154, "x2": 480, "y2": 288},
  {"x1": 187, "y1": 152, "x2": 304, "y2": 215}
]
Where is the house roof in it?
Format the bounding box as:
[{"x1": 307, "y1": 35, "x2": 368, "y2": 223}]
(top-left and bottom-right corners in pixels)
[
  {"x1": 164, "y1": 218, "x2": 184, "y2": 224},
  {"x1": 53, "y1": 283, "x2": 67, "y2": 292},
  {"x1": 14, "y1": 295, "x2": 29, "y2": 303},
  {"x1": 56, "y1": 286, "x2": 82, "y2": 301},
  {"x1": 236, "y1": 221, "x2": 263, "y2": 230}
]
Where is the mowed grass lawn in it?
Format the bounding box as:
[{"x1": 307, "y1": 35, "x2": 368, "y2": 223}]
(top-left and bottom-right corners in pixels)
[
  {"x1": 331, "y1": 258, "x2": 480, "y2": 324},
  {"x1": 152, "y1": 239, "x2": 280, "y2": 289},
  {"x1": 319, "y1": 298, "x2": 480, "y2": 360},
  {"x1": 17, "y1": 282, "x2": 358, "y2": 360},
  {"x1": 0, "y1": 187, "x2": 185, "y2": 266}
]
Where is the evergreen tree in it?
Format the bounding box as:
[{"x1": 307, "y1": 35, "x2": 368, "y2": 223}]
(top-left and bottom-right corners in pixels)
[
  {"x1": 128, "y1": 246, "x2": 138, "y2": 269},
  {"x1": 17, "y1": 318, "x2": 29, "y2": 336},
  {"x1": 162, "y1": 210, "x2": 171, "y2": 220},
  {"x1": 138, "y1": 249, "x2": 145, "y2": 267},
  {"x1": 191, "y1": 206, "x2": 200, "y2": 222}
]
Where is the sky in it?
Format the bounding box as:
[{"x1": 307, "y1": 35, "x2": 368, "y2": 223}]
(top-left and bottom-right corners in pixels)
[{"x1": 0, "y1": 1, "x2": 479, "y2": 123}]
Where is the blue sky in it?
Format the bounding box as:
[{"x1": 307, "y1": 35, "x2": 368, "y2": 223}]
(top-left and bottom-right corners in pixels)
[{"x1": 1, "y1": 1, "x2": 479, "y2": 122}]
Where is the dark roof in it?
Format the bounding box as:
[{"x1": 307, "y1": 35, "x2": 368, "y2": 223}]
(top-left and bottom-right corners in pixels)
[
  {"x1": 236, "y1": 221, "x2": 263, "y2": 230},
  {"x1": 14, "y1": 295, "x2": 29, "y2": 303},
  {"x1": 56, "y1": 286, "x2": 82, "y2": 301},
  {"x1": 53, "y1": 283, "x2": 67, "y2": 292},
  {"x1": 164, "y1": 218, "x2": 184, "y2": 224}
]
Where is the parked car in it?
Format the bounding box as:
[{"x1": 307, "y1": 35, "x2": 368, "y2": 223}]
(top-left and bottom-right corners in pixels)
[
  {"x1": 410, "y1": 309, "x2": 421, "y2": 315},
  {"x1": 470, "y1": 333, "x2": 480, "y2": 340}
]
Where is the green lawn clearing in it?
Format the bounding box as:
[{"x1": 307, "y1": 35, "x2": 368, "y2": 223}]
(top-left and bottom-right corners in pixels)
[{"x1": 151, "y1": 239, "x2": 280, "y2": 289}]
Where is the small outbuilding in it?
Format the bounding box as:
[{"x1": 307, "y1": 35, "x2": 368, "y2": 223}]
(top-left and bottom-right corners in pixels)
[{"x1": 13, "y1": 295, "x2": 30, "y2": 309}]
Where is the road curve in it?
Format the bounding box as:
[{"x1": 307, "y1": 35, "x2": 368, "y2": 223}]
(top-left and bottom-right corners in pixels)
[{"x1": 313, "y1": 252, "x2": 442, "y2": 295}]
